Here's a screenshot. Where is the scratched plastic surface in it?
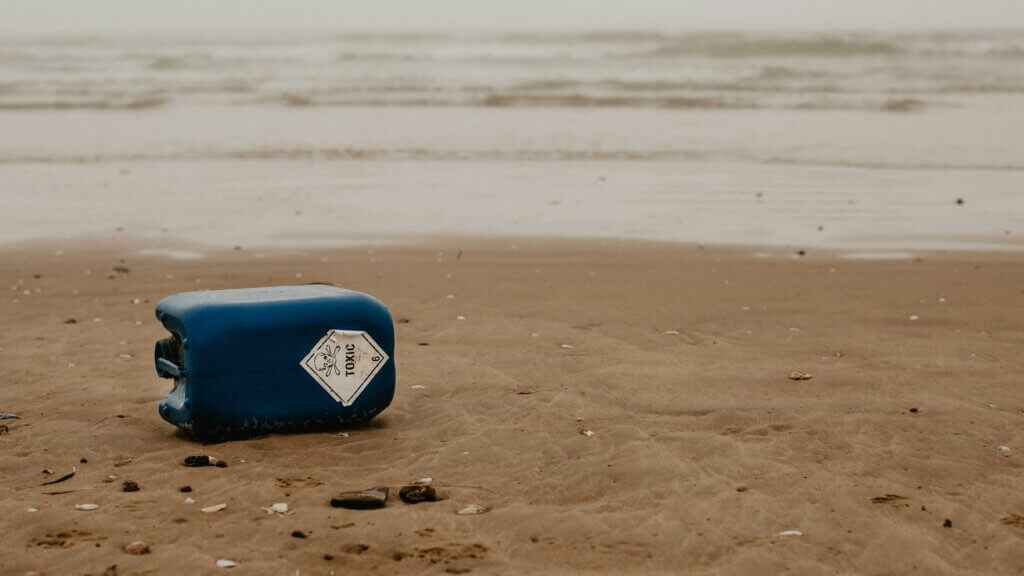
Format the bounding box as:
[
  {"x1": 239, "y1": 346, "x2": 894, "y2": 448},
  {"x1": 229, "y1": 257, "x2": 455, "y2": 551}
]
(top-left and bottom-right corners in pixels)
[{"x1": 153, "y1": 285, "x2": 395, "y2": 438}]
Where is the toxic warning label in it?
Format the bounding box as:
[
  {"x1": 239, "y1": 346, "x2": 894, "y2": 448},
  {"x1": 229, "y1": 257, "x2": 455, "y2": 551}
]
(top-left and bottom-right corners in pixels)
[{"x1": 300, "y1": 329, "x2": 389, "y2": 406}]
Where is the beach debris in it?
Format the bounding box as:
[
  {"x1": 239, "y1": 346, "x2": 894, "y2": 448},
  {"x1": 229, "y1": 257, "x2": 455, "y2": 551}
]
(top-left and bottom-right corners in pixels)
[
  {"x1": 411, "y1": 384, "x2": 426, "y2": 389},
  {"x1": 943, "y1": 518, "x2": 953, "y2": 528},
  {"x1": 560, "y1": 344, "x2": 574, "y2": 349},
  {"x1": 39, "y1": 467, "x2": 76, "y2": 486},
  {"x1": 779, "y1": 530, "x2": 803, "y2": 537},
  {"x1": 121, "y1": 480, "x2": 140, "y2": 492},
  {"x1": 871, "y1": 494, "x2": 908, "y2": 505},
  {"x1": 262, "y1": 502, "x2": 289, "y2": 515},
  {"x1": 579, "y1": 428, "x2": 595, "y2": 437},
  {"x1": 114, "y1": 456, "x2": 134, "y2": 467},
  {"x1": 216, "y1": 559, "x2": 237, "y2": 569},
  {"x1": 291, "y1": 530, "x2": 307, "y2": 539},
  {"x1": 415, "y1": 477, "x2": 432, "y2": 484},
  {"x1": 202, "y1": 503, "x2": 227, "y2": 513},
  {"x1": 457, "y1": 504, "x2": 489, "y2": 515},
  {"x1": 787, "y1": 372, "x2": 812, "y2": 381},
  {"x1": 183, "y1": 455, "x2": 226, "y2": 468},
  {"x1": 447, "y1": 294, "x2": 455, "y2": 299},
  {"x1": 118, "y1": 353, "x2": 132, "y2": 360},
  {"x1": 909, "y1": 407, "x2": 919, "y2": 413},
  {"x1": 104, "y1": 475, "x2": 117, "y2": 483},
  {"x1": 334, "y1": 432, "x2": 349, "y2": 437},
  {"x1": 75, "y1": 503, "x2": 99, "y2": 511},
  {"x1": 456, "y1": 315, "x2": 466, "y2": 321},
  {"x1": 184, "y1": 497, "x2": 196, "y2": 504},
  {"x1": 956, "y1": 198, "x2": 964, "y2": 205},
  {"x1": 330, "y1": 486, "x2": 389, "y2": 509},
  {"x1": 399, "y1": 485, "x2": 437, "y2": 504},
  {"x1": 0, "y1": 411, "x2": 19, "y2": 420},
  {"x1": 663, "y1": 330, "x2": 679, "y2": 335},
  {"x1": 80, "y1": 457, "x2": 89, "y2": 463},
  {"x1": 124, "y1": 541, "x2": 150, "y2": 555},
  {"x1": 909, "y1": 315, "x2": 919, "y2": 321},
  {"x1": 1000, "y1": 514, "x2": 1024, "y2": 528},
  {"x1": 998, "y1": 445, "x2": 1011, "y2": 456},
  {"x1": 796, "y1": 250, "x2": 806, "y2": 257},
  {"x1": 180, "y1": 485, "x2": 192, "y2": 493}
]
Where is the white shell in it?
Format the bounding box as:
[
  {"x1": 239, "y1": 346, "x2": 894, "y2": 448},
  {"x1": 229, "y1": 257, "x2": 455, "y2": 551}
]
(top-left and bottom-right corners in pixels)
[
  {"x1": 75, "y1": 503, "x2": 98, "y2": 511},
  {"x1": 779, "y1": 530, "x2": 803, "y2": 536},
  {"x1": 457, "y1": 503, "x2": 488, "y2": 515},
  {"x1": 216, "y1": 559, "x2": 238, "y2": 568},
  {"x1": 202, "y1": 503, "x2": 227, "y2": 513}
]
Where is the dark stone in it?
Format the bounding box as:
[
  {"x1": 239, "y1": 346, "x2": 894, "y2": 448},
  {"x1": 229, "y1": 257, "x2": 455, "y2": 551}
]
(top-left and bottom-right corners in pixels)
[
  {"x1": 398, "y1": 485, "x2": 437, "y2": 504},
  {"x1": 179, "y1": 485, "x2": 192, "y2": 493},
  {"x1": 909, "y1": 407, "x2": 918, "y2": 413},
  {"x1": 121, "y1": 480, "x2": 140, "y2": 492},
  {"x1": 291, "y1": 530, "x2": 307, "y2": 539},
  {"x1": 64, "y1": 318, "x2": 77, "y2": 324},
  {"x1": 330, "y1": 486, "x2": 389, "y2": 509},
  {"x1": 80, "y1": 458, "x2": 88, "y2": 463},
  {"x1": 183, "y1": 455, "x2": 211, "y2": 467},
  {"x1": 215, "y1": 460, "x2": 228, "y2": 468},
  {"x1": 943, "y1": 518, "x2": 952, "y2": 528},
  {"x1": 323, "y1": 554, "x2": 334, "y2": 561}
]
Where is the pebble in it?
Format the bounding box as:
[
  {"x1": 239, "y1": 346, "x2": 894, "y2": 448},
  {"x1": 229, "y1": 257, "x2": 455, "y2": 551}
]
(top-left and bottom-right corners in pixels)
[
  {"x1": 27, "y1": 507, "x2": 38, "y2": 512},
  {"x1": 291, "y1": 530, "x2": 307, "y2": 539},
  {"x1": 201, "y1": 503, "x2": 227, "y2": 513},
  {"x1": 457, "y1": 504, "x2": 488, "y2": 515},
  {"x1": 411, "y1": 384, "x2": 426, "y2": 389},
  {"x1": 779, "y1": 530, "x2": 803, "y2": 536},
  {"x1": 124, "y1": 541, "x2": 150, "y2": 555},
  {"x1": 179, "y1": 485, "x2": 192, "y2": 493},
  {"x1": 663, "y1": 330, "x2": 679, "y2": 335},
  {"x1": 998, "y1": 445, "x2": 1011, "y2": 456},
  {"x1": 456, "y1": 315, "x2": 466, "y2": 321},
  {"x1": 75, "y1": 503, "x2": 99, "y2": 511},
  {"x1": 262, "y1": 502, "x2": 289, "y2": 515},
  {"x1": 330, "y1": 486, "x2": 389, "y2": 509},
  {"x1": 560, "y1": 344, "x2": 574, "y2": 349},
  {"x1": 788, "y1": 372, "x2": 813, "y2": 381},
  {"x1": 216, "y1": 559, "x2": 237, "y2": 568},
  {"x1": 121, "y1": 480, "x2": 140, "y2": 492},
  {"x1": 183, "y1": 455, "x2": 226, "y2": 467},
  {"x1": 580, "y1": 429, "x2": 595, "y2": 437},
  {"x1": 184, "y1": 497, "x2": 196, "y2": 504},
  {"x1": 398, "y1": 485, "x2": 437, "y2": 504}
]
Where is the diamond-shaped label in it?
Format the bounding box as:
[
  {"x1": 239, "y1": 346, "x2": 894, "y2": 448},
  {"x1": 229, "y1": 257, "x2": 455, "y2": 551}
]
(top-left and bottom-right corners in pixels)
[{"x1": 300, "y1": 330, "x2": 389, "y2": 406}]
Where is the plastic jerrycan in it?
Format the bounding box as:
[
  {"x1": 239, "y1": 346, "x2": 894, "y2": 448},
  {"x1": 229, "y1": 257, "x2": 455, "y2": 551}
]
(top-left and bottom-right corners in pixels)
[{"x1": 153, "y1": 285, "x2": 395, "y2": 438}]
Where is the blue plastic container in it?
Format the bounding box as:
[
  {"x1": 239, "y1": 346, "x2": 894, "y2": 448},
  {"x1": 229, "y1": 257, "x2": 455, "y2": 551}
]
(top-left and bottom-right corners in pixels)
[{"x1": 153, "y1": 285, "x2": 395, "y2": 438}]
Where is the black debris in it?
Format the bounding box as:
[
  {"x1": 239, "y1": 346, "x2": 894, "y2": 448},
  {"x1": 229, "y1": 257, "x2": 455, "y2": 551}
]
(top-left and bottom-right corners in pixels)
[
  {"x1": 943, "y1": 519, "x2": 953, "y2": 528},
  {"x1": 122, "y1": 480, "x2": 140, "y2": 493},
  {"x1": 399, "y1": 485, "x2": 437, "y2": 504},
  {"x1": 291, "y1": 530, "x2": 307, "y2": 539},
  {"x1": 0, "y1": 412, "x2": 19, "y2": 420},
  {"x1": 179, "y1": 485, "x2": 193, "y2": 493}
]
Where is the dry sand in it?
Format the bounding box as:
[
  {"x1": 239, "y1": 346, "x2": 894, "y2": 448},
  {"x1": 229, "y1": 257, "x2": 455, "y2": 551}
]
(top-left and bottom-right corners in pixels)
[{"x1": 1, "y1": 238, "x2": 1023, "y2": 575}]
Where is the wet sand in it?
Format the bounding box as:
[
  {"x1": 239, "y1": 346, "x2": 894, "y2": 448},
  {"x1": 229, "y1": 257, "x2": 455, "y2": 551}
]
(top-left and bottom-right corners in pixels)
[{"x1": 1, "y1": 238, "x2": 1023, "y2": 575}]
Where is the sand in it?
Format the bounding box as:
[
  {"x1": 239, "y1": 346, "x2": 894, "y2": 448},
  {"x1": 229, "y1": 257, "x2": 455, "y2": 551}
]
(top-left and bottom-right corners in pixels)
[{"x1": 2, "y1": 238, "x2": 1023, "y2": 575}]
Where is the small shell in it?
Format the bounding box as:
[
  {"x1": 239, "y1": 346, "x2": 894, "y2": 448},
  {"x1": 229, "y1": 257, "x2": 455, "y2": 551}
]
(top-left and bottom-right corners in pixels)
[
  {"x1": 184, "y1": 497, "x2": 196, "y2": 504},
  {"x1": 457, "y1": 504, "x2": 488, "y2": 515},
  {"x1": 216, "y1": 559, "x2": 238, "y2": 568},
  {"x1": 580, "y1": 429, "x2": 595, "y2": 437},
  {"x1": 560, "y1": 344, "x2": 574, "y2": 349},
  {"x1": 75, "y1": 503, "x2": 99, "y2": 511},
  {"x1": 201, "y1": 503, "x2": 227, "y2": 513},
  {"x1": 779, "y1": 530, "x2": 803, "y2": 536},
  {"x1": 787, "y1": 372, "x2": 812, "y2": 381}
]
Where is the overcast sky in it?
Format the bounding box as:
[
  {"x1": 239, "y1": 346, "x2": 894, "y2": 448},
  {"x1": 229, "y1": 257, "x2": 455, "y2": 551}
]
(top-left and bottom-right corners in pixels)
[{"x1": 2, "y1": 0, "x2": 1022, "y2": 34}]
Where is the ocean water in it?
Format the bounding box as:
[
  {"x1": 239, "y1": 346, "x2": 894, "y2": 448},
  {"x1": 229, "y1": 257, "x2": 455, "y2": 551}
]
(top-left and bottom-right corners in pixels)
[
  {"x1": 2, "y1": 30, "x2": 1023, "y2": 112},
  {"x1": 0, "y1": 31, "x2": 1022, "y2": 251}
]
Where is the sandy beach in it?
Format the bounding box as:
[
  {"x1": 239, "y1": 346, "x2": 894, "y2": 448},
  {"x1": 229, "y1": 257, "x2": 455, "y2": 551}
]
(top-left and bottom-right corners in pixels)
[
  {"x1": 1, "y1": 238, "x2": 1023, "y2": 574},
  {"x1": 3, "y1": 26, "x2": 1024, "y2": 575}
]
